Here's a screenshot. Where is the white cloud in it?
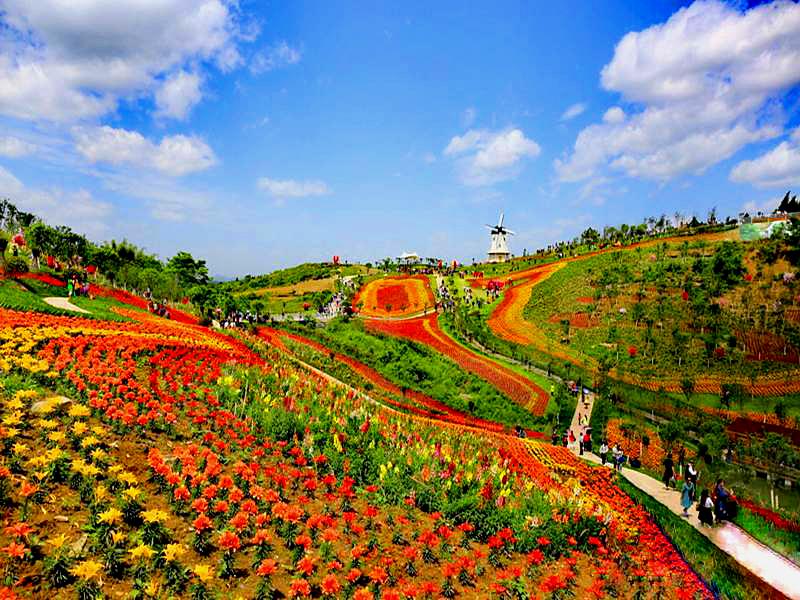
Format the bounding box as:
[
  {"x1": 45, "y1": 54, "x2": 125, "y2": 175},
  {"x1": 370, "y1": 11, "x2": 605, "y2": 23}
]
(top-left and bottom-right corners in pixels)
[
  {"x1": 561, "y1": 102, "x2": 586, "y2": 121},
  {"x1": 0, "y1": 0, "x2": 248, "y2": 122},
  {"x1": 556, "y1": 0, "x2": 800, "y2": 183},
  {"x1": 0, "y1": 165, "x2": 111, "y2": 236},
  {"x1": 73, "y1": 126, "x2": 217, "y2": 177},
  {"x1": 257, "y1": 177, "x2": 330, "y2": 199},
  {"x1": 0, "y1": 136, "x2": 36, "y2": 157},
  {"x1": 444, "y1": 128, "x2": 540, "y2": 186},
  {"x1": 155, "y1": 70, "x2": 203, "y2": 120},
  {"x1": 730, "y1": 131, "x2": 800, "y2": 188},
  {"x1": 602, "y1": 106, "x2": 625, "y2": 124},
  {"x1": 461, "y1": 107, "x2": 477, "y2": 127},
  {"x1": 250, "y1": 41, "x2": 301, "y2": 74}
]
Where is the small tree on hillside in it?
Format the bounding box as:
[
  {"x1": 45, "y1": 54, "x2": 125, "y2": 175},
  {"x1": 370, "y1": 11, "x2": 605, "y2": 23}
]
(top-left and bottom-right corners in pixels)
[{"x1": 680, "y1": 377, "x2": 694, "y2": 404}]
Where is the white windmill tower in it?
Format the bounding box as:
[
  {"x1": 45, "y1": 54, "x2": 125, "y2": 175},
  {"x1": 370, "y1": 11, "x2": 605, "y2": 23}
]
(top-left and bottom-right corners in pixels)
[{"x1": 486, "y1": 212, "x2": 514, "y2": 263}]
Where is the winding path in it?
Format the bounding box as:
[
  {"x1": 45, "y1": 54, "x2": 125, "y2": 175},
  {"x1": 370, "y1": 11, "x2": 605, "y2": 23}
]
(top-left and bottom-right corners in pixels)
[
  {"x1": 571, "y1": 392, "x2": 800, "y2": 600},
  {"x1": 43, "y1": 296, "x2": 90, "y2": 314}
]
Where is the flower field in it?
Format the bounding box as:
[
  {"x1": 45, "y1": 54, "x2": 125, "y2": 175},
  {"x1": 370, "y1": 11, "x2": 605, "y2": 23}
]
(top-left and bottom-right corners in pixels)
[
  {"x1": 484, "y1": 252, "x2": 800, "y2": 397},
  {"x1": 366, "y1": 314, "x2": 550, "y2": 416},
  {"x1": 257, "y1": 326, "x2": 547, "y2": 439},
  {"x1": 353, "y1": 276, "x2": 435, "y2": 318},
  {"x1": 0, "y1": 289, "x2": 735, "y2": 598}
]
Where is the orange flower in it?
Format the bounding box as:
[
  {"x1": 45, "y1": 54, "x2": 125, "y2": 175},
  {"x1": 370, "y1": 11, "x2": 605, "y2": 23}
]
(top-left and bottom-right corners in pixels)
[
  {"x1": 320, "y1": 574, "x2": 341, "y2": 595},
  {"x1": 257, "y1": 559, "x2": 278, "y2": 577},
  {"x1": 217, "y1": 530, "x2": 240, "y2": 552}
]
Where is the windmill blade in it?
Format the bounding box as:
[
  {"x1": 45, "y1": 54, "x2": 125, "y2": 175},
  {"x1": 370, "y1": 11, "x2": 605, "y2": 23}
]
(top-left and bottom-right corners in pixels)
[
  {"x1": 505, "y1": 229, "x2": 516, "y2": 235},
  {"x1": 498, "y1": 212, "x2": 504, "y2": 228}
]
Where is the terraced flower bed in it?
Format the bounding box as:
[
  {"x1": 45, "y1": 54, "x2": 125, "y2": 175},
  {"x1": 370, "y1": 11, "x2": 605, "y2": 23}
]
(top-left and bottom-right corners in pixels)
[{"x1": 367, "y1": 314, "x2": 550, "y2": 416}]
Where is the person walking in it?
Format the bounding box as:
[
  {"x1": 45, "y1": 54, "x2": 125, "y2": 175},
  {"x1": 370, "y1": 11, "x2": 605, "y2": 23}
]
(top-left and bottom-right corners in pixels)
[
  {"x1": 599, "y1": 441, "x2": 609, "y2": 466},
  {"x1": 662, "y1": 453, "x2": 675, "y2": 490},
  {"x1": 698, "y1": 489, "x2": 714, "y2": 527},
  {"x1": 680, "y1": 479, "x2": 695, "y2": 517},
  {"x1": 686, "y1": 462, "x2": 698, "y2": 500}
]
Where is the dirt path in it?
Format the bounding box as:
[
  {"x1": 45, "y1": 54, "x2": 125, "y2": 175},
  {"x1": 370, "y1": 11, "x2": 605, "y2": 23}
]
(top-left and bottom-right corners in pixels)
[
  {"x1": 43, "y1": 296, "x2": 90, "y2": 314},
  {"x1": 571, "y1": 392, "x2": 800, "y2": 599}
]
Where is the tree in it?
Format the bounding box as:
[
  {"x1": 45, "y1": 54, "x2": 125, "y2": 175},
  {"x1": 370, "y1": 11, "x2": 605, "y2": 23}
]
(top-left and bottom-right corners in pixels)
[
  {"x1": 680, "y1": 377, "x2": 694, "y2": 403},
  {"x1": 167, "y1": 251, "x2": 209, "y2": 288}
]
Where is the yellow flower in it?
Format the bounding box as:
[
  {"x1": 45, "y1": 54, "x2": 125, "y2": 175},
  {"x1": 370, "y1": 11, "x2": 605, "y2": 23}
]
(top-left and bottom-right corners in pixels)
[
  {"x1": 94, "y1": 485, "x2": 110, "y2": 503},
  {"x1": 12, "y1": 442, "x2": 27, "y2": 455},
  {"x1": 111, "y1": 531, "x2": 127, "y2": 545},
  {"x1": 4, "y1": 413, "x2": 22, "y2": 427},
  {"x1": 36, "y1": 418, "x2": 59, "y2": 430},
  {"x1": 122, "y1": 487, "x2": 143, "y2": 501},
  {"x1": 68, "y1": 404, "x2": 91, "y2": 418},
  {"x1": 2, "y1": 427, "x2": 19, "y2": 438},
  {"x1": 71, "y1": 560, "x2": 103, "y2": 580},
  {"x1": 48, "y1": 534, "x2": 69, "y2": 550},
  {"x1": 193, "y1": 564, "x2": 214, "y2": 583},
  {"x1": 80, "y1": 435, "x2": 100, "y2": 449},
  {"x1": 72, "y1": 422, "x2": 88, "y2": 436},
  {"x1": 129, "y1": 544, "x2": 155, "y2": 561},
  {"x1": 119, "y1": 472, "x2": 138, "y2": 485},
  {"x1": 26, "y1": 455, "x2": 48, "y2": 468},
  {"x1": 98, "y1": 507, "x2": 122, "y2": 525},
  {"x1": 141, "y1": 509, "x2": 168, "y2": 523},
  {"x1": 5, "y1": 398, "x2": 24, "y2": 411},
  {"x1": 163, "y1": 543, "x2": 186, "y2": 562},
  {"x1": 108, "y1": 464, "x2": 123, "y2": 475},
  {"x1": 47, "y1": 431, "x2": 66, "y2": 444},
  {"x1": 90, "y1": 448, "x2": 108, "y2": 463},
  {"x1": 32, "y1": 470, "x2": 48, "y2": 482},
  {"x1": 91, "y1": 425, "x2": 105, "y2": 436}
]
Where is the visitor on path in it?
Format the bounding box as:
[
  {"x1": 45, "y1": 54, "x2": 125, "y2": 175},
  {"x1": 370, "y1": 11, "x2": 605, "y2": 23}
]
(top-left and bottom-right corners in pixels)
[
  {"x1": 713, "y1": 479, "x2": 737, "y2": 521},
  {"x1": 686, "y1": 462, "x2": 698, "y2": 500},
  {"x1": 612, "y1": 445, "x2": 623, "y2": 471},
  {"x1": 578, "y1": 434, "x2": 584, "y2": 455},
  {"x1": 599, "y1": 441, "x2": 609, "y2": 465},
  {"x1": 551, "y1": 430, "x2": 559, "y2": 446},
  {"x1": 583, "y1": 431, "x2": 591, "y2": 454},
  {"x1": 662, "y1": 453, "x2": 675, "y2": 489},
  {"x1": 680, "y1": 479, "x2": 695, "y2": 517},
  {"x1": 698, "y1": 489, "x2": 714, "y2": 527}
]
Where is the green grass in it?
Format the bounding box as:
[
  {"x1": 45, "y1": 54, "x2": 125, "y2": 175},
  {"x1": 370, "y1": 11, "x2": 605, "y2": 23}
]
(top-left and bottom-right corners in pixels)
[
  {"x1": 276, "y1": 318, "x2": 551, "y2": 431},
  {"x1": 617, "y1": 477, "x2": 768, "y2": 600},
  {"x1": 735, "y1": 507, "x2": 800, "y2": 565},
  {"x1": 0, "y1": 278, "x2": 131, "y2": 321}
]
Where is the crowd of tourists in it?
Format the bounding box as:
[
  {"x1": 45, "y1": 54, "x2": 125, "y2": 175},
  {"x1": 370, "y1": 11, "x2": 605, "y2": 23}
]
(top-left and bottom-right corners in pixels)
[{"x1": 661, "y1": 452, "x2": 738, "y2": 525}]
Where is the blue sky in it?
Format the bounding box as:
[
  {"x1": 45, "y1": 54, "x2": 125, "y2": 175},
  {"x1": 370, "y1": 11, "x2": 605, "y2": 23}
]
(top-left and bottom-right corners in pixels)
[{"x1": 1, "y1": 0, "x2": 799, "y2": 277}]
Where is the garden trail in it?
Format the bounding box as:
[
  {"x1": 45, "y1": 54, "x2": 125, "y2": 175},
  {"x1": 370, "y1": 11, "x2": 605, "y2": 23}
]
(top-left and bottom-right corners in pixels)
[
  {"x1": 572, "y1": 393, "x2": 800, "y2": 600},
  {"x1": 43, "y1": 296, "x2": 90, "y2": 313}
]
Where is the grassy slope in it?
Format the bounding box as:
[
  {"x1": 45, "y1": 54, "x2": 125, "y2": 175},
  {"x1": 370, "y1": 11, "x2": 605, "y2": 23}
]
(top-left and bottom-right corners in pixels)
[
  {"x1": 277, "y1": 318, "x2": 547, "y2": 430},
  {"x1": 0, "y1": 278, "x2": 131, "y2": 321}
]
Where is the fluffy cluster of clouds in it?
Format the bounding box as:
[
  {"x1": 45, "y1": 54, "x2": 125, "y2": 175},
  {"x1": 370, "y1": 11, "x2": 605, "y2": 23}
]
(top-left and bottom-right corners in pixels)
[
  {"x1": 73, "y1": 126, "x2": 217, "y2": 177},
  {"x1": 0, "y1": 0, "x2": 246, "y2": 122},
  {"x1": 444, "y1": 128, "x2": 541, "y2": 186},
  {"x1": 555, "y1": 0, "x2": 800, "y2": 186}
]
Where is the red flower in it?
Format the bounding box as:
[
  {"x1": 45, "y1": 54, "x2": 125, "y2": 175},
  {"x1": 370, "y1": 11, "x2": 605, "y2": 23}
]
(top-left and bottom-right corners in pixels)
[
  {"x1": 296, "y1": 555, "x2": 316, "y2": 576},
  {"x1": 627, "y1": 346, "x2": 637, "y2": 357},
  {"x1": 257, "y1": 559, "x2": 278, "y2": 577},
  {"x1": 4, "y1": 523, "x2": 33, "y2": 538},
  {"x1": 2, "y1": 543, "x2": 26, "y2": 559},
  {"x1": 320, "y1": 574, "x2": 341, "y2": 595},
  {"x1": 290, "y1": 578, "x2": 311, "y2": 597},
  {"x1": 192, "y1": 514, "x2": 212, "y2": 532},
  {"x1": 218, "y1": 530, "x2": 240, "y2": 552},
  {"x1": 527, "y1": 548, "x2": 544, "y2": 565},
  {"x1": 346, "y1": 568, "x2": 362, "y2": 583},
  {"x1": 540, "y1": 574, "x2": 567, "y2": 593}
]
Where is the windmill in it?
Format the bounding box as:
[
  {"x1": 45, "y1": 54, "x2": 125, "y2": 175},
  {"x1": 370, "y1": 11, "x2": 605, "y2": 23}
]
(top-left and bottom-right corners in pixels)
[{"x1": 486, "y1": 212, "x2": 514, "y2": 263}]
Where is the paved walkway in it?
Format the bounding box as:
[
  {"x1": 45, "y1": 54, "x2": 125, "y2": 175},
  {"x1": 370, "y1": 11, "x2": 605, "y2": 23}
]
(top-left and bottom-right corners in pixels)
[
  {"x1": 572, "y1": 393, "x2": 800, "y2": 599},
  {"x1": 43, "y1": 296, "x2": 90, "y2": 314}
]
